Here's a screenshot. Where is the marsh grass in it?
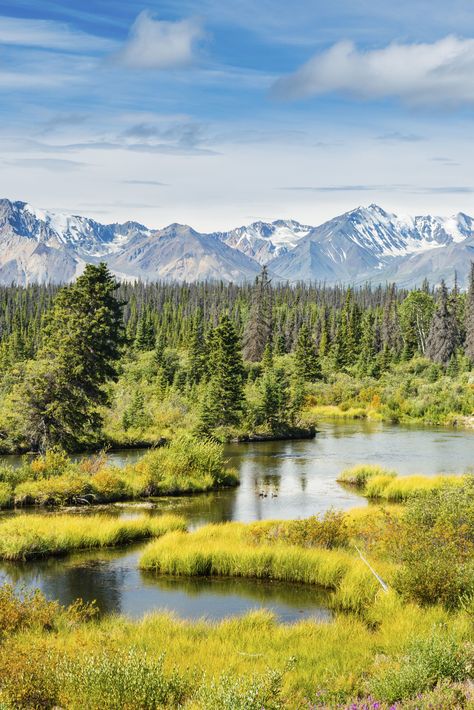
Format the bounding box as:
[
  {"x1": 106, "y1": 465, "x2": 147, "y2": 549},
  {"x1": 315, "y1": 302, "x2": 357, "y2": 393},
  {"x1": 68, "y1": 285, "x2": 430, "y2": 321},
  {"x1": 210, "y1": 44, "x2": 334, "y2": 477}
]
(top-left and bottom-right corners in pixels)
[
  {"x1": 0, "y1": 590, "x2": 471, "y2": 709},
  {"x1": 369, "y1": 474, "x2": 466, "y2": 502},
  {"x1": 337, "y1": 465, "x2": 396, "y2": 488},
  {"x1": 0, "y1": 513, "x2": 187, "y2": 560},
  {"x1": 338, "y1": 464, "x2": 467, "y2": 502},
  {"x1": 139, "y1": 523, "x2": 392, "y2": 614}
]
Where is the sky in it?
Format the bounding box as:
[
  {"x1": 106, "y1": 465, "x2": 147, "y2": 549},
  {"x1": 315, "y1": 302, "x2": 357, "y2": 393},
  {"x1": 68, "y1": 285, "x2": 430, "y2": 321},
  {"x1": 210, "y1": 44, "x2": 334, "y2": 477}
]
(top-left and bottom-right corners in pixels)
[{"x1": 2, "y1": 1, "x2": 474, "y2": 230}]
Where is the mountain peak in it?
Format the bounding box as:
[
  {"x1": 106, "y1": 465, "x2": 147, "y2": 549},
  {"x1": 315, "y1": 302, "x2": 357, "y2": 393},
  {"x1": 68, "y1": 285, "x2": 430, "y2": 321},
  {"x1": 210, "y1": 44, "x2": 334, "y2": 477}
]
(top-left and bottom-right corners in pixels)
[{"x1": 0, "y1": 198, "x2": 472, "y2": 287}]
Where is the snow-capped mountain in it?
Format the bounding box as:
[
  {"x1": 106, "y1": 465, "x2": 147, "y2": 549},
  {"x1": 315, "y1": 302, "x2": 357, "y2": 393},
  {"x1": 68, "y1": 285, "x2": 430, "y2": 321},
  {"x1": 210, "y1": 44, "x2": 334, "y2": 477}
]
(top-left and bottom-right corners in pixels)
[
  {"x1": 214, "y1": 219, "x2": 311, "y2": 264},
  {"x1": 271, "y1": 205, "x2": 474, "y2": 287},
  {"x1": 106, "y1": 223, "x2": 261, "y2": 283},
  {"x1": 0, "y1": 199, "x2": 473, "y2": 287}
]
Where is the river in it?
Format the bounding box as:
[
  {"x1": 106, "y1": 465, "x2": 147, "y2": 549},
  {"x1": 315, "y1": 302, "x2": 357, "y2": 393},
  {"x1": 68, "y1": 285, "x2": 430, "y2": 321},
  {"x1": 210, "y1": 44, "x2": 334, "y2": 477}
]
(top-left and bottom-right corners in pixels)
[{"x1": 1, "y1": 420, "x2": 472, "y2": 621}]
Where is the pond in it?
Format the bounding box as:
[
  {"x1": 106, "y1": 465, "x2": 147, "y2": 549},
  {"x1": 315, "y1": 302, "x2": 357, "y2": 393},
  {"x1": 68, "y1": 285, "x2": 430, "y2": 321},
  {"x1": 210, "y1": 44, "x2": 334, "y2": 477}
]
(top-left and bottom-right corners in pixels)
[{"x1": 1, "y1": 420, "x2": 473, "y2": 621}]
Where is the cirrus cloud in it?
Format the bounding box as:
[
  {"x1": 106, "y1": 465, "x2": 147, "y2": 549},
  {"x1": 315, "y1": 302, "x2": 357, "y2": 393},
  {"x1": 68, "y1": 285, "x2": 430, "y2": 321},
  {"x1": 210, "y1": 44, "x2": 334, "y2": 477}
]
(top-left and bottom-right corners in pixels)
[
  {"x1": 116, "y1": 10, "x2": 205, "y2": 70},
  {"x1": 272, "y1": 35, "x2": 474, "y2": 106}
]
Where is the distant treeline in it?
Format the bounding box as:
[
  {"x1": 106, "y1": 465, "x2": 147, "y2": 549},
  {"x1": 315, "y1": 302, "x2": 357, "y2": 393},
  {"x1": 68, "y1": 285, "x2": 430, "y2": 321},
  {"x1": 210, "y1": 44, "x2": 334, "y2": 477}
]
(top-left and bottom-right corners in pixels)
[{"x1": 0, "y1": 270, "x2": 473, "y2": 372}]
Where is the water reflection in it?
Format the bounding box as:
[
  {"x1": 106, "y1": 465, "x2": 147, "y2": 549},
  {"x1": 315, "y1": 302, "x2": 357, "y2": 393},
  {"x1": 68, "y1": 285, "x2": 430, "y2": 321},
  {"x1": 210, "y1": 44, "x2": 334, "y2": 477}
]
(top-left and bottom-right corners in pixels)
[{"x1": 0, "y1": 545, "x2": 331, "y2": 623}]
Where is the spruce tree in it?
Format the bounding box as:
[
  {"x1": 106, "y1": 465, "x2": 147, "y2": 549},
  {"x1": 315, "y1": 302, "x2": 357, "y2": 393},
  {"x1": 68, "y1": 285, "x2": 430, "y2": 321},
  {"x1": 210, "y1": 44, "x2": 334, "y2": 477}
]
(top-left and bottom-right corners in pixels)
[
  {"x1": 22, "y1": 263, "x2": 125, "y2": 450},
  {"x1": 294, "y1": 324, "x2": 322, "y2": 382},
  {"x1": 259, "y1": 367, "x2": 290, "y2": 432},
  {"x1": 188, "y1": 309, "x2": 207, "y2": 384},
  {"x1": 243, "y1": 266, "x2": 273, "y2": 361},
  {"x1": 134, "y1": 309, "x2": 155, "y2": 350},
  {"x1": 198, "y1": 314, "x2": 245, "y2": 431},
  {"x1": 425, "y1": 281, "x2": 458, "y2": 366},
  {"x1": 465, "y1": 262, "x2": 474, "y2": 363}
]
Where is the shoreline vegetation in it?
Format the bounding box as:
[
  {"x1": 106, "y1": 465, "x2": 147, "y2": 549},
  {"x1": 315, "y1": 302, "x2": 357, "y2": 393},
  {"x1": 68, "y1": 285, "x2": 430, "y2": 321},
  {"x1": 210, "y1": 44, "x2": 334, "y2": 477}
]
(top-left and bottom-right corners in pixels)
[
  {"x1": 0, "y1": 437, "x2": 239, "y2": 509},
  {"x1": 0, "y1": 513, "x2": 187, "y2": 561},
  {"x1": 337, "y1": 464, "x2": 467, "y2": 501},
  {"x1": 2, "y1": 477, "x2": 474, "y2": 707}
]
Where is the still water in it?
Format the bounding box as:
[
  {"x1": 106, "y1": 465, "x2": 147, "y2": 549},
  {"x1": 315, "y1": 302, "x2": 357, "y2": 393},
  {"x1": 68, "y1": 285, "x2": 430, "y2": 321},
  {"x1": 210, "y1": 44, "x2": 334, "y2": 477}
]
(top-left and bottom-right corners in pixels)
[{"x1": 1, "y1": 420, "x2": 473, "y2": 621}]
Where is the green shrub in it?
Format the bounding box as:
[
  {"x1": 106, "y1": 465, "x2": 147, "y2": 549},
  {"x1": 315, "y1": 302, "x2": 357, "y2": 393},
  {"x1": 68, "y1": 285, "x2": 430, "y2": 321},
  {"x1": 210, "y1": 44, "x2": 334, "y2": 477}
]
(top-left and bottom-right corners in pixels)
[
  {"x1": 368, "y1": 628, "x2": 473, "y2": 702},
  {"x1": 132, "y1": 435, "x2": 238, "y2": 494},
  {"x1": 195, "y1": 668, "x2": 286, "y2": 710},
  {"x1": 249, "y1": 510, "x2": 349, "y2": 549},
  {"x1": 390, "y1": 479, "x2": 474, "y2": 606},
  {"x1": 59, "y1": 650, "x2": 189, "y2": 709},
  {"x1": 0, "y1": 482, "x2": 12, "y2": 508}
]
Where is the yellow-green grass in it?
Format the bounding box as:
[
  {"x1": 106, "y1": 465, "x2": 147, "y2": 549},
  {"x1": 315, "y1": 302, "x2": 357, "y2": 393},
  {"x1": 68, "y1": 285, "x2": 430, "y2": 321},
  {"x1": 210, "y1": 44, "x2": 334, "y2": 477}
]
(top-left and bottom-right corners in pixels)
[
  {"x1": 0, "y1": 513, "x2": 187, "y2": 560},
  {"x1": 364, "y1": 473, "x2": 466, "y2": 502},
  {"x1": 139, "y1": 522, "x2": 394, "y2": 614},
  {"x1": 338, "y1": 465, "x2": 467, "y2": 502},
  {"x1": 0, "y1": 588, "x2": 471, "y2": 709},
  {"x1": 337, "y1": 464, "x2": 396, "y2": 488}
]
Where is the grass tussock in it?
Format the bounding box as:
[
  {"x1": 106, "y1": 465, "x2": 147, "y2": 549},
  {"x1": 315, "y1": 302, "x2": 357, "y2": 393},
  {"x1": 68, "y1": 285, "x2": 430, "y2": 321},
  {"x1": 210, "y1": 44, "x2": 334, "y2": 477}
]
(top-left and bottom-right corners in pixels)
[
  {"x1": 0, "y1": 513, "x2": 187, "y2": 560},
  {"x1": 338, "y1": 463, "x2": 467, "y2": 502},
  {"x1": 139, "y1": 522, "x2": 392, "y2": 614},
  {"x1": 368, "y1": 473, "x2": 466, "y2": 502},
  {"x1": 1, "y1": 437, "x2": 238, "y2": 509},
  {"x1": 337, "y1": 464, "x2": 396, "y2": 488}
]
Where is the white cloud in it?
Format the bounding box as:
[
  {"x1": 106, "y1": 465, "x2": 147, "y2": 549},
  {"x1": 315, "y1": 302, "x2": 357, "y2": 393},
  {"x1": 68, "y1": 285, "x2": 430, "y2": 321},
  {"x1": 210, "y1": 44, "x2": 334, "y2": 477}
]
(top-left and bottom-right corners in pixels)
[
  {"x1": 0, "y1": 15, "x2": 114, "y2": 52},
  {"x1": 116, "y1": 11, "x2": 204, "y2": 70},
  {"x1": 273, "y1": 35, "x2": 474, "y2": 106}
]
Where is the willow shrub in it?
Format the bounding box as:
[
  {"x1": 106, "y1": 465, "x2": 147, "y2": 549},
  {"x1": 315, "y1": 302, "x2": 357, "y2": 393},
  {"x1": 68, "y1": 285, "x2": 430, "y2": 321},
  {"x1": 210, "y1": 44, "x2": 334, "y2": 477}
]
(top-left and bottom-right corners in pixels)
[
  {"x1": 8, "y1": 436, "x2": 237, "y2": 507},
  {"x1": 248, "y1": 509, "x2": 349, "y2": 549},
  {"x1": 128, "y1": 434, "x2": 238, "y2": 495},
  {"x1": 387, "y1": 480, "x2": 474, "y2": 607}
]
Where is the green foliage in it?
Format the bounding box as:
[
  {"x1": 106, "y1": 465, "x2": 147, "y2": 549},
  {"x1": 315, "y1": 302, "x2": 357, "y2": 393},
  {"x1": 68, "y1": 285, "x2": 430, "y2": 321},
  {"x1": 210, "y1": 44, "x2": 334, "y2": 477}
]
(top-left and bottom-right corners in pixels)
[
  {"x1": 198, "y1": 314, "x2": 245, "y2": 432},
  {"x1": 367, "y1": 628, "x2": 473, "y2": 702},
  {"x1": 60, "y1": 650, "x2": 189, "y2": 709},
  {"x1": 294, "y1": 323, "x2": 322, "y2": 381},
  {"x1": 399, "y1": 290, "x2": 435, "y2": 357},
  {"x1": 249, "y1": 510, "x2": 349, "y2": 549},
  {"x1": 389, "y1": 480, "x2": 474, "y2": 606},
  {"x1": 196, "y1": 668, "x2": 286, "y2": 710},
  {"x1": 132, "y1": 435, "x2": 238, "y2": 494},
  {"x1": 19, "y1": 264, "x2": 125, "y2": 451}
]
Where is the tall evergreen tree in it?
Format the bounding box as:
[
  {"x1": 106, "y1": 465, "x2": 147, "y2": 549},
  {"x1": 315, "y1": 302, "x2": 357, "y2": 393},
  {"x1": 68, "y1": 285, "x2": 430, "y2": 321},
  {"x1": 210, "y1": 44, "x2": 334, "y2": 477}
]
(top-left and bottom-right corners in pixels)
[
  {"x1": 259, "y1": 367, "x2": 290, "y2": 432},
  {"x1": 188, "y1": 309, "x2": 208, "y2": 384},
  {"x1": 425, "y1": 281, "x2": 458, "y2": 366},
  {"x1": 198, "y1": 314, "x2": 245, "y2": 431},
  {"x1": 21, "y1": 263, "x2": 125, "y2": 450},
  {"x1": 134, "y1": 309, "x2": 155, "y2": 350},
  {"x1": 294, "y1": 324, "x2": 322, "y2": 382},
  {"x1": 243, "y1": 266, "x2": 273, "y2": 361},
  {"x1": 466, "y1": 262, "x2": 474, "y2": 363}
]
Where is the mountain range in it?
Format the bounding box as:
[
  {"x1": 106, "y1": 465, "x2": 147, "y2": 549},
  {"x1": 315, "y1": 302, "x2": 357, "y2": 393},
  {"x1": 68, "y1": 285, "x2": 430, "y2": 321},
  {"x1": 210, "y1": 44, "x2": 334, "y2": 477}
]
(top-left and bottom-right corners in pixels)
[{"x1": 0, "y1": 199, "x2": 473, "y2": 288}]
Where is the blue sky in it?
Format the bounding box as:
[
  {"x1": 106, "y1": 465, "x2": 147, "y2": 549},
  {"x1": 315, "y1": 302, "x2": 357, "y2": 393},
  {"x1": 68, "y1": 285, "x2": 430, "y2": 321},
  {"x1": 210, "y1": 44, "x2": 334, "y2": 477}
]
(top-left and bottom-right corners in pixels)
[{"x1": 1, "y1": 1, "x2": 474, "y2": 229}]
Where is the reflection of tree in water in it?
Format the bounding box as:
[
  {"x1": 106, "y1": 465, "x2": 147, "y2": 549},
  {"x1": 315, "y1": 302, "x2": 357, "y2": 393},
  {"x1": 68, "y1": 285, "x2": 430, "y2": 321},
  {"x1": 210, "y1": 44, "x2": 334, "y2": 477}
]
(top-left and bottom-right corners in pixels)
[
  {"x1": 146, "y1": 490, "x2": 238, "y2": 526},
  {"x1": 0, "y1": 550, "x2": 124, "y2": 615}
]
